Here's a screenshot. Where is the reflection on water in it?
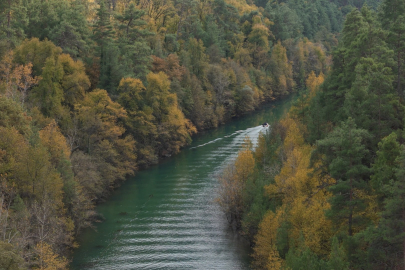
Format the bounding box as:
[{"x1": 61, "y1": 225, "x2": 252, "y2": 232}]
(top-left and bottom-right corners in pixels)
[{"x1": 71, "y1": 97, "x2": 293, "y2": 270}]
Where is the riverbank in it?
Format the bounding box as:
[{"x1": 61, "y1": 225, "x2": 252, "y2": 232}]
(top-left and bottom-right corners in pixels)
[{"x1": 70, "y1": 95, "x2": 295, "y2": 269}]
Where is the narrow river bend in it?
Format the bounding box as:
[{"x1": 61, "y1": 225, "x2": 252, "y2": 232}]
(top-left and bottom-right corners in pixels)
[{"x1": 71, "y1": 97, "x2": 294, "y2": 270}]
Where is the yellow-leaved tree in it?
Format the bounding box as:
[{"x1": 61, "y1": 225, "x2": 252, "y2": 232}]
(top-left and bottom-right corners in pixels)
[
  {"x1": 34, "y1": 242, "x2": 68, "y2": 270},
  {"x1": 252, "y1": 210, "x2": 285, "y2": 269},
  {"x1": 118, "y1": 77, "x2": 158, "y2": 167},
  {"x1": 306, "y1": 71, "x2": 324, "y2": 98},
  {"x1": 39, "y1": 121, "x2": 70, "y2": 168},
  {"x1": 72, "y1": 89, "x2": 137, "y2": 199},
  {"x1": 225, "y1": 0, "x2": 257, "y2": 14},
  {"x1": 146, "y1": 72, "x2": 196, "y2": 157},
  {"x1": 268, "y1": 42, "x2": 295, "y2": 96},
  {"x1": 285, "y1": 38, "x2": 329, "y2": 85},
  {"x1": 253, "y1": 117, "x2": 333, "y2": 269}
]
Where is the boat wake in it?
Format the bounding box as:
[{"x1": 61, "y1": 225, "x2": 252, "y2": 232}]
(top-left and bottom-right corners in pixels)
[
  {"x1": 190, "y1": 125, "x2": 269, "y2": 150},
  {"x1": 189, "y1": 138, "x2": 223, "y2": 149}
]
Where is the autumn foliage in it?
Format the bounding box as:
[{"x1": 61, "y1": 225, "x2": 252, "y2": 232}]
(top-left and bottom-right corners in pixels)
[
  {"x1": 218, "y1": 2, "x2": 405, "y2": 269},
  {"x1": 0, "y1": 0, "x2": 361, "y2": 267}
]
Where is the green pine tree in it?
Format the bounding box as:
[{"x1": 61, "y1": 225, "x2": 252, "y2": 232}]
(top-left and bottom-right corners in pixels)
[
  {"x1": 93, "y1": 0, "x2": 116, "y2": 92},
  {"x1": 115, "y1": 3, "x2": 152, "y2": 81},
  {"x1": 316, "y1": 118, "x2": 371, "y2": 236}
]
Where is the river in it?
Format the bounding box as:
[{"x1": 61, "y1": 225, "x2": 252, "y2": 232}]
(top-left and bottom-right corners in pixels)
[{"x1": 70, "y1": 96, "x2": 294, "y2": 270}]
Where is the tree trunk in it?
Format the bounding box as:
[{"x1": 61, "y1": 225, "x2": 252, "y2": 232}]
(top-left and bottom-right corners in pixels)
[
  {"x1": 403, "y1": 209, "x2": 405, "y2": 270},
  {"x1": 403, "y1": 235, "x2": 405, "y2": 270}
]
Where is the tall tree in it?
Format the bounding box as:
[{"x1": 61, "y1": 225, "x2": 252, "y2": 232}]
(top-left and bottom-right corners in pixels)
[
  {"x1": 371, "y1": 132, "x2": 401, "y2": 201},
  {"x1": 373, "y1": 145, "x2": 405, "y2": 269},
  {"x1": 74, "y1": 89, "x2": 137, "y2": 184},
  {"x1": 0, "y1": 0, "x2": 26, "y2": 56},
  {"x1": 316, "y1": 118, "x2": 370, "y2": 237},
  {"x1": 183, "y1": 38, "x2": 208, "y2": 80},
  {"x1": 344, "y1": 57, "x2": 400, "y2": 145},
  {"x1": 31, "y1": 56, "x2": 64, "y2": 117},
  {"x1": 311, "y1": 6, "x2": 393, "y2": 136},
  {"x1": 268, "y1": 41, "x2": 294, "y2": 96},
  {"x1": 48, "y1": 0, "x2": 92, "y2": 58},
  {"x1": 117, "y1": 77, "x2": 158, "y2": 167},
  {"x1": 13, "y1": 38, "x2": 62, "y2": 77},
  {"x1": 115, "y1": 3, "x2": 152, "y2": 81},
  {"x1": 93, "y1": 0, "x2": 116, "y2": 92},
  {"x1": 145, "y1": 72, "x2": 196, "y2": 156},
  {"x1": 264, "y1": 2, "x2": 302, "y2": 41},
  {"x1": 380, "y1": 0, "x2": 405, "y2": 97}
]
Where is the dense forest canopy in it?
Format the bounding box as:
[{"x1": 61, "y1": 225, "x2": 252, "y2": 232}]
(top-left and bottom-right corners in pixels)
[
  {"x1": 0, "y1": 0, "x2": 386, "y2": 268},
  {"x1": 217, "y1": 0, "x2": 405, "y2": 269}
]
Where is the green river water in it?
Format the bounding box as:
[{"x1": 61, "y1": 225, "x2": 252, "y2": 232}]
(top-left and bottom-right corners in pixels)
[{"x1": 71, "y1": 96, "x2": 294, "y2": 270}]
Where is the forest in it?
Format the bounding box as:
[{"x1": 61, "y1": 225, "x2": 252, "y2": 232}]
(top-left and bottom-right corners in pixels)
[
  {"x1": 217, "y1": 0, "x2": 405, "y2": 269},
  {"x1": 0, "y1": 0, "x2": 385, "y2": 268}
]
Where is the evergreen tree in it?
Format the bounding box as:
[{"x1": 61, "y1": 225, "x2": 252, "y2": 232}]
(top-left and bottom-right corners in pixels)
[
  {"x1": 327, "y1": 237, "x2": 350, "y2": 270},
  {"x1": 344, "y1": 57, "x2": 400, "y2": 145},
  {"x1": 371, "y1": 132, "x2": 401, "y2": 201},
  {"x1": 0, "y1": 0, "x2": 26, "y2": 55},
  {"x1": 211, "y1": 0, "x2": 240, "y2": 56},
  {"x1": 265, "y1": 3, "x2": 302, "y2": 41},
  {"x1": 310, "y1": 6, "x2": 393, "y2": 137},
  {"x1": 48, "y1": 0, "x2": 92, "y2": 58},
  {"x1": 115, "y1": 3, "x2": 152, "y2": 81},
  {"x1": 316, "y1": 118, "x2": 371, "y2": 236},
  {"x1": 21, "y1": 0, "x2": 58, "y2": 40},
  {"x1": 372, "y1": 145, "x2": 405, "y2": 269},
  {"x1": 380, "y1": 0, "x2": 405, "y2": 97},
  {"x1": 93, "y1": 0, "x2": 116, "y2": 92},
  {"x1": 284, "y1": 235, "x2": 327, "y2": 270}
]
